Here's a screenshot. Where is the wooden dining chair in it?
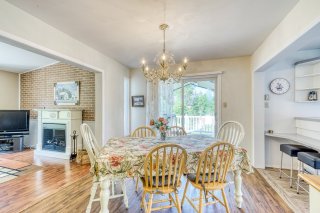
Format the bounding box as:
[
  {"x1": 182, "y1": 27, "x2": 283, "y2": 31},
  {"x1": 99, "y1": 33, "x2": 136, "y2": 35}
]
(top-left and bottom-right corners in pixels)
[
  {"x1": 131, "y1": 126, "x2": 156, "y2": 138},
  {"x1": 132, "y1": 126, "x2": 156, "y2": 191},
  {"x1": 181, "y1": 142, "x2": 235, "y2": 213},
  {"x1": 217, "y1": 121, "x2": 245, "y2": 147},
  {"x1": 167, "y1": 126, "x2": 187, "y2": 137},
  {"x1": 141, "y1": 144, "x2": 187, "y2": 213},
  {"x1": 80, "y1": 123, "x2": 128, "y2": 212}
]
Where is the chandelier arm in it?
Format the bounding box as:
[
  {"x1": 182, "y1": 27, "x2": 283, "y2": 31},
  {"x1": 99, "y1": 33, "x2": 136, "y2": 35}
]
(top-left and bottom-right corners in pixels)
[{"x1": 163, "y1": 27, "x2": 166, "y2": 53}]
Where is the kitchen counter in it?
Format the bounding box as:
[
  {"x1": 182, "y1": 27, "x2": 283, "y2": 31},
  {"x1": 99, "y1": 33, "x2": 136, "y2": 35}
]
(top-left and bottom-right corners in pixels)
[{"x1": 299, "y1": 174, "x2": 320, "y2": 213}]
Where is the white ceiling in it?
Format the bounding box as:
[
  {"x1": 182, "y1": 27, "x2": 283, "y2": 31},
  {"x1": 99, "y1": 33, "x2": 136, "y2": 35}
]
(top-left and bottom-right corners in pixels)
[
  {"x1": 0, "y1": 41, "x2": 57, "y2": 73},
  {"x1": 7, "y1": 0, "x2": 298, "y2": 68}
]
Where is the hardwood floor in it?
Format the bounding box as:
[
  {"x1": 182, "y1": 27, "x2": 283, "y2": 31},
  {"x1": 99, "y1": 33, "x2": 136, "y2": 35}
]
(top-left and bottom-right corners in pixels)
[
  {"x1": 0, "y1": 150, "x2": 90, "y2": 213},
  {"x1": 0, "y1": 150, "x2": 293, "y2": 213}
]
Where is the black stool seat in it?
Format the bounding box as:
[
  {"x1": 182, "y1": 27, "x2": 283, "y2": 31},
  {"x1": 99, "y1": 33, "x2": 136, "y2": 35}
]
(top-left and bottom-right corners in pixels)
[
  {"x1": 298, "y1": 152, "x2": 320, "y2": 169},
  {"x1": 280, "y1": 144, "x2": 317, "y2": 157}
]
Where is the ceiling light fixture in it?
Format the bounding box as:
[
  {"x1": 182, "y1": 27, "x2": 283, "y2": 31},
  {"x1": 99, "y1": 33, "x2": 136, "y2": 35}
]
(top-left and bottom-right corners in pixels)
[{"x1": 141, "y1": 23, "x2": 188, "y2": 82}]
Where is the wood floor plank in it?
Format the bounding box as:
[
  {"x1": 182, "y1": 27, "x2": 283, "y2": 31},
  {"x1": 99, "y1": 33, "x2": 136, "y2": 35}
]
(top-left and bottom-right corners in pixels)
[{"x1": 0, "y1": 150, "x2": 293, "y2": 213}]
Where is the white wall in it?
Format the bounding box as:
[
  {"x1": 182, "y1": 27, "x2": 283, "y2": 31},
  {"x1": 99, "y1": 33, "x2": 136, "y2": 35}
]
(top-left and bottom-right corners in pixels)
[
  {"x1": 251, "y1": 0, "x2": 320, "y2": 169},
  {"x1": 251, "y1": 0, "x2": 320, "y2": 72},
  {"x1": 0, "y1": 1, "x2": 130, "y2": 144},
  {"x1": 130, "y1": 69, "x2": 148, "y2": 131},
  {"x1": 0, "y1": 70, "x2": 19, "y2": 109},
  {"x1": 103, "y1": 66, "x2": 130, "y2": 142},
  {"x1": 264, "y1": 65, "x2": 320, "y2": 168},
  {"x1": 130, "y1": 56, "x2": 253, "y2": 160},
  {"x1": 95, "y1": 72, "x2": 103, "y2": 145},
  {"x1": 253, "y1": 71, "x2": 266, "y2": 168}
]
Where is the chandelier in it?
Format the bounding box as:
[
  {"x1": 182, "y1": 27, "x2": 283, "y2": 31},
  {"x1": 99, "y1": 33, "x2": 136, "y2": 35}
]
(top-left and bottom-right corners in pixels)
[{"x1": 141, "y1": 23, "x2": 188, "y2": 82}]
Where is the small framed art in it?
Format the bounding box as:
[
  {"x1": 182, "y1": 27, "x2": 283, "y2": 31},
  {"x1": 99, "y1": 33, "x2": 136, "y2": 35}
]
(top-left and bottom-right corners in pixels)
[{"x1": 132, "y1": 95, "x2": 145, "y2": 107}]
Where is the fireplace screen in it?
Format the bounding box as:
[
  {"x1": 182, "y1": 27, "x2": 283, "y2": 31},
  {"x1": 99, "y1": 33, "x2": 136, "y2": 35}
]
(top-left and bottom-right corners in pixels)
[{"x1": 42, "y1": 123, "x2": 66, "y2": 152}]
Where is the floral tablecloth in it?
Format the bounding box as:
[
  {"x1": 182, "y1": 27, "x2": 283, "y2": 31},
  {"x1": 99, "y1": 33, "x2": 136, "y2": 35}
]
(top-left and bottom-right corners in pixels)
[{"x1": 95, "y1": 135, "x2": 253, "y2": 178}]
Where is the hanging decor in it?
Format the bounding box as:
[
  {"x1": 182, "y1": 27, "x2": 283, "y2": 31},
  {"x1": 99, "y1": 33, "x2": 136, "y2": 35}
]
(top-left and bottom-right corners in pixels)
[{"x1": 141, "y1": 23, "x2": 188, "y2": 82}]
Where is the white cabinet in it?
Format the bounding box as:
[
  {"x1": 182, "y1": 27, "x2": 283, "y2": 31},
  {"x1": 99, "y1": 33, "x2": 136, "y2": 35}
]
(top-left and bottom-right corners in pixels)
[{"x1": 295, "y1": 58, "x2": 320, "y2": 102}]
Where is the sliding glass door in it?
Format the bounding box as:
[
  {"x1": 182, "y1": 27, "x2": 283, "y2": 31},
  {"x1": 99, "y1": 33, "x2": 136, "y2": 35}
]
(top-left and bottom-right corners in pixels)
[{"x1": 171, "y1": 77, "x2": 218, "y2": 136}]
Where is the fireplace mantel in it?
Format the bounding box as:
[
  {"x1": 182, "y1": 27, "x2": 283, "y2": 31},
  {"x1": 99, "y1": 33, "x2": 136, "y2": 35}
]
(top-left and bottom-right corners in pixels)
[{"x1": 34, "y1": 109, "x2": 83, "y2": 159}]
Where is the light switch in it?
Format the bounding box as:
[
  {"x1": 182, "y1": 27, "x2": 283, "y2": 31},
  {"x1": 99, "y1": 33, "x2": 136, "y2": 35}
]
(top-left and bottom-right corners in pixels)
[{"x1": 223, "y1": 102, "x2": 227, "y2": 108}]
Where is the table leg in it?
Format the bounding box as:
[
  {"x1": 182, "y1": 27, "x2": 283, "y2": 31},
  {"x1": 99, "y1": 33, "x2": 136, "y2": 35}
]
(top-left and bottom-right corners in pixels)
[
  {"x1": 233, "y1": 169, "x2": 243, "y2": 208},
  {"x1": 100, "y1": 179, "x2": 111, "y2": 213},
  {"x1": 121, "y1": 179, "x2": 129, "y2": 209}
]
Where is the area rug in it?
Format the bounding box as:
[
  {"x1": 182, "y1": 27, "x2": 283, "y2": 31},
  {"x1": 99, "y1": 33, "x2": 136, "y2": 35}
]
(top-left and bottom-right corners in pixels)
[
  {"x1": 0, "y1": 166, "x2": 19, "y2": 183},
  {"x1": 257, "y1": 168, "x2": 309, "y2": 213},
  {"x1": 0, "y1": 158, "x2": 34, "y2": 184},
  {"x1": 0, "y1": 158, "x2": 30, "y2": 169}
]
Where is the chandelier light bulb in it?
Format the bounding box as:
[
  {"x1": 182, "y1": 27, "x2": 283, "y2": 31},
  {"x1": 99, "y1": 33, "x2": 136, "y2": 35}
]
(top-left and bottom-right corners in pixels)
[
  {"x1": 146, "y1": 66, "x2": 149, "y2": 71},
  {"x1": 162, "y1": 54, "x2": 166, "y2": 60},
  {"x1": 141, "y1": 59, "x2": 146, "y2": 65},
  {"x1": 179, "y1": 67, "x2": 182, "y2": 72},
  {"x1": 184, "y1": 58, "x2": 188, "y2": 63}
]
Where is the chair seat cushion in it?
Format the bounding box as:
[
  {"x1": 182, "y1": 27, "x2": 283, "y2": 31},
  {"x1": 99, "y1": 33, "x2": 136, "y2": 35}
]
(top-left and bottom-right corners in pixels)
[
  {"x1": 298, "y1": 152, "x2": 320, "y2": 169},
  {"x1": 187, "y1": 173, "x2": 217, "y2": 183},
  {"x1": 140, "y1": 175, "x2": 178, "y2": 187},
  {"x1": 280, "y1": 144, "x2": 317, "y2": 157}
]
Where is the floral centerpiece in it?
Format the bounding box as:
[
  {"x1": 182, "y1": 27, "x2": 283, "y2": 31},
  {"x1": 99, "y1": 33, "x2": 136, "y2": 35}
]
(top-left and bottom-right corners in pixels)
[{"x1": 150, "y1": 117, "x2": 169, "y2": 140}]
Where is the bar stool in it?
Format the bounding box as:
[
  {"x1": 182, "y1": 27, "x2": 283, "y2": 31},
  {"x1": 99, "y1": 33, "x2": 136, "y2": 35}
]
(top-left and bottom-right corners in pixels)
[
  {"x1": 296, "y1": 152, "x2": 320, "y2": 194},
  {"x1": 279, "y1": 144, "x2": 317, "y2": 187}
]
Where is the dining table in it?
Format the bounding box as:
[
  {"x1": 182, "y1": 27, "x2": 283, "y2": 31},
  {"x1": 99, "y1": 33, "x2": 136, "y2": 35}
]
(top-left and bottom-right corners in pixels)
[{"x1": 94, "y1": 134, "x2": 253, "y2": 213}]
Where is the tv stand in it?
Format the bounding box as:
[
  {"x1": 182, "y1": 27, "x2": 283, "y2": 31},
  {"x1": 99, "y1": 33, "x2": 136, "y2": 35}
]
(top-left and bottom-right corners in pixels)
[{"x1": 0, "y1": 135, "x2": 24, "y2": 152}]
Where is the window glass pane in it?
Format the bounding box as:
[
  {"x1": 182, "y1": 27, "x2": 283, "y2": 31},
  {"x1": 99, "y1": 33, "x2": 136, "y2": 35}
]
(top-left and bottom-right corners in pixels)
[{"x1": 183, "y1": 79, "x2": 215, "y2": 135}]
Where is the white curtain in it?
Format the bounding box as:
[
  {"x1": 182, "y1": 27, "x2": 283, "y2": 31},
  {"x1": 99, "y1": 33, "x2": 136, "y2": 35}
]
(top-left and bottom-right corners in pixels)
[
  {"x1": 146, "y1": 80, "x2": 175, "y2": 124},
  {"x1": 146, "y1": 80, "x2": 159, "y2": 125},
  {"x1": 158, "y1": 81, "x2": 175, "y2": 119}
]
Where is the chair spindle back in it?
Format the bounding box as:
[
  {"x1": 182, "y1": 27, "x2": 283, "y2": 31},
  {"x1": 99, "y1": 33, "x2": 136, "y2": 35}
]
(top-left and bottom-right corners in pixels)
[
  {"x1": 80, "y1": 123, "x2": 101, "y2": 166},
  {"x1": 195, "y1": 142, "x2": 234, "y2": 186},
  {"x1": 132, "y1": 126, "x2": 156, "y2": 138},
  {"x1": 217, "y1": 121, "x2": 245, "y2": 147},
  {"x1": 167, "y1": 126, "x2": 187, "y2": 137},
  {"x1": 143, "y1": 144, "x2": 187, "y2": 191}
]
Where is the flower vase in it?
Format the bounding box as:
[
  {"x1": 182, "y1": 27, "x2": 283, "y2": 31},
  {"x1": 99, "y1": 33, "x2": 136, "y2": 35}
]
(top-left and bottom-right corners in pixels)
[{"x1": 160, "y1": 132, "x2": 166, "y2": 141}]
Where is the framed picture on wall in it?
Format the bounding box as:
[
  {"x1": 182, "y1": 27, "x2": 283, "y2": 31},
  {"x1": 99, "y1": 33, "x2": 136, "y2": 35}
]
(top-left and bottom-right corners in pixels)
[
  {"x1": 54, "y1": 81, "x2": 80, "y2": 105},
  {"x1": 132, "y1": 95, "x2": 145, "y2": 107}
]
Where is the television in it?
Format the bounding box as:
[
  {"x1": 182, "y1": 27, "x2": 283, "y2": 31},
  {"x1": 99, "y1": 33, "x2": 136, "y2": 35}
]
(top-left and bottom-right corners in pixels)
[{"x1": 0, "y1": 110, "x2": 30, "y2": 136}]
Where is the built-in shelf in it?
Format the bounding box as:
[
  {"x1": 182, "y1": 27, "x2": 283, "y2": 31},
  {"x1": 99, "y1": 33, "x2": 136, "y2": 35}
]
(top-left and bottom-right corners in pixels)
[
  {"x1": 295, "y1": 58, "x2": 320, "y2": 102},
  {"x1": 265, "y1": 133, "x2": 320, "y2": 150},
  {"x1": 296, "y1": 73, "x2": 320, "y2": 78},
  {"x1": 295, "y1": 100, "x2": 320, "y2": 103},
  {"x1": 295, "y1": 87, "x2": 320, "y2": 91}
]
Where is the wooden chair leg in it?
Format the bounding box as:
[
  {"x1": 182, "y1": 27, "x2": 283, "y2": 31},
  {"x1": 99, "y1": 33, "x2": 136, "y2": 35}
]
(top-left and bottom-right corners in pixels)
[
  {"x1": 147, "y1": 194, "x2": 154, "y2": 213},
  {"x1": 174, "y1": 191, "x2": 182, "y2": 213},
  {"x1": 86, "y1": 181, "x2": 98, "y2": 213},
  {"x1": 141, "y1": 191, "x2": 146, "y2": 209},
  {"x1": 221, "y1": 188, "x2": 230, "y2": 213},
  {"x1": 181, "y1": 179, "x2": 189, "y2": 205},
  {"x1": 135, "y1": 176, "x2": 139, "y2": 192},
  {"x1": 168, "y1": 194, "x2": 172, "y2": 205},
  {"x1": 199, "y1": 189, "x2": 203, "y2": 213}
]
